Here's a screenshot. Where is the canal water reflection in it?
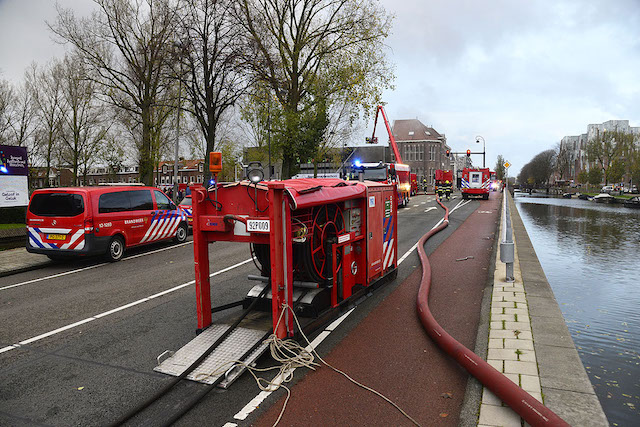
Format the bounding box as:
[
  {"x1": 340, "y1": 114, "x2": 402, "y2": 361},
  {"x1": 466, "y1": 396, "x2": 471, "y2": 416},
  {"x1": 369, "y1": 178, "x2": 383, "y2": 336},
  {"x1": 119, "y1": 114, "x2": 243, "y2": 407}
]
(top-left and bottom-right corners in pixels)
[{"x1": 515, "y1": 193, "x2": 640, "y2": 426}]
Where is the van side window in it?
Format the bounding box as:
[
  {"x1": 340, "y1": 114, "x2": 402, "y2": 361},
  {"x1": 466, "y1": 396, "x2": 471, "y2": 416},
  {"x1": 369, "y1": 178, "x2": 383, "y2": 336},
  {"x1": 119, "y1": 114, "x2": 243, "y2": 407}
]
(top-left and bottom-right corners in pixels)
[
  {"x1": 99, "y1": 191, "x2": 131, "y2": 213},
  {"x1": 129, "y1": 190, "x2": 153, "y2": 211},
  {"x1": 154, "y1": 190, "x2": 171, "y2": 210}
]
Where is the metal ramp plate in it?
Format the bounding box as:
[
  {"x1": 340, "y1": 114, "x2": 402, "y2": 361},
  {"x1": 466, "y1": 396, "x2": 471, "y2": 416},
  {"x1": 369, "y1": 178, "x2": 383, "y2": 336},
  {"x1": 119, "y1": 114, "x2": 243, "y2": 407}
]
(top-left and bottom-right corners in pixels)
[{"x1": 154, "y1": 324, "x2": 270, "y2": 388}]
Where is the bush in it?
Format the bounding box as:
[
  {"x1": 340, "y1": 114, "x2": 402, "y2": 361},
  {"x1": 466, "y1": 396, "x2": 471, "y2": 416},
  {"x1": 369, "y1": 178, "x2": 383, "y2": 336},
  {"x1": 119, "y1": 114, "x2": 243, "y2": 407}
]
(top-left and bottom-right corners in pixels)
[{"x1": 0, "y1": 207, "x2": 27, "y2": 224}]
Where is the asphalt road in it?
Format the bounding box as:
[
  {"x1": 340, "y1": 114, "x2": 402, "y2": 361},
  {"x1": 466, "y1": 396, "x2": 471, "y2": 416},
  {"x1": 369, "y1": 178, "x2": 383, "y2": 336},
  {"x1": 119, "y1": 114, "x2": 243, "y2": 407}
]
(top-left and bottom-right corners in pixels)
[{"x1": 0, "y1": 193, "x2": 483, "y2": 427}]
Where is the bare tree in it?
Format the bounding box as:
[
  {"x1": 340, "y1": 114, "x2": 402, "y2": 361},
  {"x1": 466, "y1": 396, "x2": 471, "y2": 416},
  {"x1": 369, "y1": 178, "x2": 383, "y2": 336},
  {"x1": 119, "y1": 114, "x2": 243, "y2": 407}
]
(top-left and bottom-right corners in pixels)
[
  {"x1": 0, "y1": 79, "x2": 14, "y2": 144},
  {"x1": 51, "y1": 0, "x2": 179, "y2": 185},
  {"x1": 234, "y1": 0, "x2": 393, "y2": 178},
  {"x1": 28, "y1": 62, "x2": 65, "y2": 186},
  {"x1": 9, "y1": 78, "x2": 38, "y2": 155},
  {"x1": 175, "y1": 0, "x2": 249, "y2": 182},
  {"x1": 555, "y1": 142, "x2": 573, "y2": 181},
  {"x1": 58, "y1": 53, "x2": 109, "y2": 185}
]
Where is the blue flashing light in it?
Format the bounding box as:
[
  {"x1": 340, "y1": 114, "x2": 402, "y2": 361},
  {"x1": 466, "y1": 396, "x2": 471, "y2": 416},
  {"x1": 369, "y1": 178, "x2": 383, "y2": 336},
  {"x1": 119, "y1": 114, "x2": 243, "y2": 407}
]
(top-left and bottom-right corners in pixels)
[
  {"x1": 354, "y1": 159, "x2": 362, "y2": 168},
  {"x1": 0, "y1": 165, "x2": 8, "y2": 174},
  {"x1": 209, "y1": 178, "x2": 216, "y2": 186}
]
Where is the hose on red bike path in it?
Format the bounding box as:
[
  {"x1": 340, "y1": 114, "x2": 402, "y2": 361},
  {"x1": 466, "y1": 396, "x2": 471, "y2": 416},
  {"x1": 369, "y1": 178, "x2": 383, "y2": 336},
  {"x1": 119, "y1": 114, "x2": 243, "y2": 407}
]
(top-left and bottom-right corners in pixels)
[{"x1": 416, "y1": 198, "x2": 569, "y2": 426}]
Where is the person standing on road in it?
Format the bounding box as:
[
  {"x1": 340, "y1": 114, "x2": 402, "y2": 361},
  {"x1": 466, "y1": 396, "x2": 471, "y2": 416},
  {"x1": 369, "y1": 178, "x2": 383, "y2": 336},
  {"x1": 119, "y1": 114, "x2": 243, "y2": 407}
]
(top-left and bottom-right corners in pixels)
[{"x1": 443, "y1": 180, "x2": 452, "y2": 200}]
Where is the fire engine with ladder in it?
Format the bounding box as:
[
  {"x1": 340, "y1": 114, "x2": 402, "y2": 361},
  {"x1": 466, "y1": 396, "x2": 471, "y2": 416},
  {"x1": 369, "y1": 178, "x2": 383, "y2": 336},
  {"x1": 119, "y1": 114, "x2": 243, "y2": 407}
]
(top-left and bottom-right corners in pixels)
[
  {"x1": 153, "y1": 152, "x2": 399, "y2": 388},
  {"x1": 356, "y1": 105, "x2": 412, "y2": 207}
]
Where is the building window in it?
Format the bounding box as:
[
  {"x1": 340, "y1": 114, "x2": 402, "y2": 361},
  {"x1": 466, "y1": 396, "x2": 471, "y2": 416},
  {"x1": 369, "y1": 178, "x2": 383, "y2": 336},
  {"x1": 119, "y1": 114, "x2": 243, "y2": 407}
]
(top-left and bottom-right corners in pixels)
[
  {"x1": 197, "y1": 175, "x2": 203, "y2": 183},
  {"x1": 418, "y1": 145, "x2": 424, "y2": 161},
  {"x1": 198, "y1": 163, "x2": 203, "y2": 172},
  {"x1": 429, "y1": 145, "x2": 436, "y2": 161}
]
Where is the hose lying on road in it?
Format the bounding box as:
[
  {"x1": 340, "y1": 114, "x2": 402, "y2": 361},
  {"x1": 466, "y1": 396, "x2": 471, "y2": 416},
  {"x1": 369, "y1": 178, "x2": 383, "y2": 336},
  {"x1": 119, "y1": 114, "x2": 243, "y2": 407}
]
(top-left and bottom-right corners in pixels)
[{"x1": 416, "y1": 197, "x2": 569, "y2": 426}]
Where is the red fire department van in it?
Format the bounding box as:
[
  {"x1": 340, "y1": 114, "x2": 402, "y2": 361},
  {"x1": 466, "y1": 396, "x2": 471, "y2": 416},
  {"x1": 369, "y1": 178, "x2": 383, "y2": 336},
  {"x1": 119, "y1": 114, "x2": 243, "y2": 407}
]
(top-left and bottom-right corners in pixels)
[{"x1": 26, "y1": 186, "x2": 188, "y2": 261}]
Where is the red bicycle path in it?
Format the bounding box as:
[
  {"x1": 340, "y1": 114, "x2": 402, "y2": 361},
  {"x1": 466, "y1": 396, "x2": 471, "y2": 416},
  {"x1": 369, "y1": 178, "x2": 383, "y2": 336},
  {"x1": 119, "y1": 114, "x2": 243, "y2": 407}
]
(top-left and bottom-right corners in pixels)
[{"x1": 255, "y1": 193, "x2": 500, "y2": 426}]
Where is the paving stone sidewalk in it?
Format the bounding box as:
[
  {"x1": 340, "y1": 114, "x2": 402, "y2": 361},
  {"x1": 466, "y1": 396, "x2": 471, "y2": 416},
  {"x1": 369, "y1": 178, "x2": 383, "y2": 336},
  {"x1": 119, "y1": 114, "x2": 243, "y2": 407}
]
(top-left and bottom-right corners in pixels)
[{"x1": 0, "y1": 247, "x2": 50, "y2": 277}]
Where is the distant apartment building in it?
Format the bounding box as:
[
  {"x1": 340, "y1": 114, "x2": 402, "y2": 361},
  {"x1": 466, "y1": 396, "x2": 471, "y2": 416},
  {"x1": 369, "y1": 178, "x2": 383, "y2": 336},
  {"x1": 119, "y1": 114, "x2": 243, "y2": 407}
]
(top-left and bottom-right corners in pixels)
[
  {"x1": 558, "y1": 119, "x2": 640, "y2": 183},
  {"x1": 154, "y1": 159, "x2": 206, "y2": 190}
]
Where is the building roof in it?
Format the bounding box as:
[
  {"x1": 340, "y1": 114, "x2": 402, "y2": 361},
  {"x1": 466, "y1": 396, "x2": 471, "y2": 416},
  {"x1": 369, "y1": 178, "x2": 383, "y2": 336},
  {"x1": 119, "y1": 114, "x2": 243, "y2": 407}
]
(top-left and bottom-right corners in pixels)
[{"x1": 392, "y1": 119, "x2": 444, "y2": 142}]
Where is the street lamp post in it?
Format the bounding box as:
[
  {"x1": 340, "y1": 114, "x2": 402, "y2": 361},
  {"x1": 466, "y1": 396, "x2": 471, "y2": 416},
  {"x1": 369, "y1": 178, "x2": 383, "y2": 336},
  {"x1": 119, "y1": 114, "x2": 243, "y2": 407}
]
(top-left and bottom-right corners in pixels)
[
  {"x1": 475, "y1": 135, "x2": 486, "y2": 168},
  {"x1": 172, "y1": 43, "x2": 183, "y2": 204}
]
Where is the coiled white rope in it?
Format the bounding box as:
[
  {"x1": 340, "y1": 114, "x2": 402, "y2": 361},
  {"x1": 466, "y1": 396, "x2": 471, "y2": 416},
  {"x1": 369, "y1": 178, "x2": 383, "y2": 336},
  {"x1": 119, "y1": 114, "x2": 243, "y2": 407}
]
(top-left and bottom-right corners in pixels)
[{"x1": 198, "y1": 304, "x2": 421, "y2": 426}]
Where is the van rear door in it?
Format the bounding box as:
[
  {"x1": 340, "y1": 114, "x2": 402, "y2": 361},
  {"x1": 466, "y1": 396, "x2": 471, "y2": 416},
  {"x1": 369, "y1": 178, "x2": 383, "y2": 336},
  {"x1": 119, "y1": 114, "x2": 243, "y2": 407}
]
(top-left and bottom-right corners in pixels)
[{"x1": 27, "y1": 192, "x2": 86, "y2": 251}]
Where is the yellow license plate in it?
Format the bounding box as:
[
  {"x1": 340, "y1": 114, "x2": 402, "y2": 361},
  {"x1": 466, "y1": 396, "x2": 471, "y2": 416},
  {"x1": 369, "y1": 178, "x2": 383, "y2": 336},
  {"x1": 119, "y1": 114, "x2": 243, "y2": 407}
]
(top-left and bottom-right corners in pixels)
[{"x1": 46, "y1": 234, "x2": 67, "y2": 241}]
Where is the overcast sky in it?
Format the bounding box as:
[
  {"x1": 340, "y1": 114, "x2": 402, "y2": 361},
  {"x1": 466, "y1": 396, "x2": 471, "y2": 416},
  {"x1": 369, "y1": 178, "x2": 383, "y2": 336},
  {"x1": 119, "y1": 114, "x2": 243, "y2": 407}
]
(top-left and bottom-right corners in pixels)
[{"x1": 1, "y1": 0, "x2": 639, "y2": 175}]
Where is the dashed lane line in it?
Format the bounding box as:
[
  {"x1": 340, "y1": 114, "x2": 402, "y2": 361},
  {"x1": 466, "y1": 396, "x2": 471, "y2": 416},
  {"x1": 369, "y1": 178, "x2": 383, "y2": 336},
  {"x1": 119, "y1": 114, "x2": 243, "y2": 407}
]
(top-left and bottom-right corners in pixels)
[
  {"x1": 0, "y1": 241, "x2": 193, "y2": 292},
  {"x1": 0, "y1": 258, "x2": 253, "y2": 355}
]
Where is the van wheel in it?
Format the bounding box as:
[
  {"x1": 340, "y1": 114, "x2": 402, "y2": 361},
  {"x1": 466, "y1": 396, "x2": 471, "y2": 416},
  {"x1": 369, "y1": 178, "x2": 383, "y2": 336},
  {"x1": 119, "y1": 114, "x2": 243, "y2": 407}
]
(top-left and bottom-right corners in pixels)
[
  {"x1": 106, "y1": 236, "x2": 125, "y2": 262},
  {"x1": 175, "y1": 223, "x2": 188, "y2": 243}
]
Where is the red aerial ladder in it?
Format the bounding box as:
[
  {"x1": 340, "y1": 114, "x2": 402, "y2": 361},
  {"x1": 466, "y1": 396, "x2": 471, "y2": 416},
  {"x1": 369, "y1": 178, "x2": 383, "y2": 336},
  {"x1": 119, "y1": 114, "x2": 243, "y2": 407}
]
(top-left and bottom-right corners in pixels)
[{"x1": 364, "y1": 106, "x2": 412, "y2": 206}]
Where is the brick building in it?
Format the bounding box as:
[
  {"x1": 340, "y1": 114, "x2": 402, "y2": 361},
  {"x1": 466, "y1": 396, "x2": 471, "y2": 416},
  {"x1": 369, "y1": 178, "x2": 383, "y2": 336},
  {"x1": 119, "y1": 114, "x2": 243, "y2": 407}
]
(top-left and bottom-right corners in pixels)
[{"x1": 390, "y1": 119, "x2": 452, "y2": 185}]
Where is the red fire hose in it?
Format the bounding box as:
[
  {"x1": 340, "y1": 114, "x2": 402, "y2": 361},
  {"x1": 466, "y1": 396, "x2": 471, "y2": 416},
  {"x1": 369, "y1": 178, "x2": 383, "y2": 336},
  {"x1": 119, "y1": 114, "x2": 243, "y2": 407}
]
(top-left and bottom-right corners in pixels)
[{"x1": 417, "y1": 199, "x2": 569, "y2": 426}]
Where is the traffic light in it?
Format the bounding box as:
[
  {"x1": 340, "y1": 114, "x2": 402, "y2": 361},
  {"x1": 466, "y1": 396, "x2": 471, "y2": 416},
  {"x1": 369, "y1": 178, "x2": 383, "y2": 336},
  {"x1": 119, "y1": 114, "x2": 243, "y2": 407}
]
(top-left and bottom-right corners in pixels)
[
  {"x1": 466, "y1": 149, "x2": 471, "y2": 157},
  {"x1": 445, "y1": 149, "x2": 450, "y2": 157}
]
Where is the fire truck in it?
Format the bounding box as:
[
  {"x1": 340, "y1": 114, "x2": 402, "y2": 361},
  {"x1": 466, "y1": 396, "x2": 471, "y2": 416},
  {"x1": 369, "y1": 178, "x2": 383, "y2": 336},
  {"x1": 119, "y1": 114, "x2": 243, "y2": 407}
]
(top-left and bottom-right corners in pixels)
[
  {"x1": 461, "y1": 167, "x2": 491, "y2": 200},
  {"x1": 357, "y1": 106, "x2": 412, "y2": 207},
  {"x1": 434, "y1": 169, "x2": 453, "y2": 196}
]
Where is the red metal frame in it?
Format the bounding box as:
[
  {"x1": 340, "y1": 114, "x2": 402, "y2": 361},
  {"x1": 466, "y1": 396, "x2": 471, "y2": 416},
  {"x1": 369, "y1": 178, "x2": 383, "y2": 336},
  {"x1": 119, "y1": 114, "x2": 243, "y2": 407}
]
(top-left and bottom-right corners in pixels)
[{"x1": 190, "y1": 179, "x2": 397, "y2": 339}]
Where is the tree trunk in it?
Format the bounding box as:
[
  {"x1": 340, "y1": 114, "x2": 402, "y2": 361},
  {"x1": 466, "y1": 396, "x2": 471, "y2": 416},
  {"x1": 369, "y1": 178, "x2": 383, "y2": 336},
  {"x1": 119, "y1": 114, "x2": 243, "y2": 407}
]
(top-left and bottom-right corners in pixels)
[{"x1": 140, "y1": 106, "x2": 153, "y2": 186}]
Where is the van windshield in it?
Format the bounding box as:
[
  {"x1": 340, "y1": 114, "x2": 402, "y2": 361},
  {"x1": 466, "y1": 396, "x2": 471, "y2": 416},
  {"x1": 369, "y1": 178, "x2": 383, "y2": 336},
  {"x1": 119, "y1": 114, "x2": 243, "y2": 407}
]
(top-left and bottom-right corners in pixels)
[{"x1": 29, "y1": 193, "x2": 84, "y2": 217}]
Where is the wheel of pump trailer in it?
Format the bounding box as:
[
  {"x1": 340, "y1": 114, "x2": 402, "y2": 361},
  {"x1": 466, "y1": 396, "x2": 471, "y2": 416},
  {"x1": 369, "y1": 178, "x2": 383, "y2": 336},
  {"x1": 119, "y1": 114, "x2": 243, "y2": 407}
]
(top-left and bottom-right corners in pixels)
[
  {"x1": 251, "y1": 243, "x2": 271, "y2": 276},
  {"x1": 304, "y1": 204, "x2": 345, "y2": 283},
  {"x1": 106, "y1": 235, "x2": 125, "y2": 262},
  {"x1": 175, "y1": 222, "x2": 188, "y2": 243}
]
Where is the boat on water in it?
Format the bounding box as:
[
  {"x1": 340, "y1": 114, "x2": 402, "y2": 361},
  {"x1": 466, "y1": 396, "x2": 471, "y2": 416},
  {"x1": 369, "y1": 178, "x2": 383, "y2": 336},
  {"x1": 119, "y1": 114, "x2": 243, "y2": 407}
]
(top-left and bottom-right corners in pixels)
[
  {"x1": 577, "y1": 193, "x2": 591, "y2": 200},
  {"x1": 562, "y1": 193, "x2": 573, "y2": 198},
  {"x1": 592, "y1": 193, "x2": 616, "y2": 204},
  {"x1": 623, "y1": 196, "x2": 640, "y2": 208}
]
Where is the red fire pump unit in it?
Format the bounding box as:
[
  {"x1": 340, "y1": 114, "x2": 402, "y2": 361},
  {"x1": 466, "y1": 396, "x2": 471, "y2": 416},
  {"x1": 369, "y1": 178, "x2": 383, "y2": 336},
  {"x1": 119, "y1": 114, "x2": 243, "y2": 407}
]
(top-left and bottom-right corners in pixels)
[{"x1": 191, "y1": 177, "x2": 398, "y2": 339}]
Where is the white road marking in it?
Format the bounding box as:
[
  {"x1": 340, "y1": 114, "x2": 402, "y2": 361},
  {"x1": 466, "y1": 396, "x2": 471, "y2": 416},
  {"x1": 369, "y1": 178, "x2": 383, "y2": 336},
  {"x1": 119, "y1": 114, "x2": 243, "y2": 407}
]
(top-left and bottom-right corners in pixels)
[
  {"x1": 233, "y1": 308, "x2": 355, "y2": 421},
  {"x1": 0, "y1": 258, "x2": 253, "y2": 355},
  {"x1": 424, "y1": 207, "x2": 437, "y2": 213},
  {"x1": 0, "y1": 241, "x2": 193, "y2": 292}
]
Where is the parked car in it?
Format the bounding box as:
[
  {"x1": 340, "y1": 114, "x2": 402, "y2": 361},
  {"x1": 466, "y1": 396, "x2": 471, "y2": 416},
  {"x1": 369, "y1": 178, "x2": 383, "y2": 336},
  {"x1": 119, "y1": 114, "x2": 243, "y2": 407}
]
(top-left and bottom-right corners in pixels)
[
  {"x1": 623, "y1": 185, "x2": 639, "y2": 194},
  {"x1": 26, "y1": 186, "x2": 188, "y2": 262},
  {"x1": 601, "y1": 185, "x2": 614, "y2": 193},
  {"x1": 178, "y1": 195, "x2": 193, "y2": 225}
]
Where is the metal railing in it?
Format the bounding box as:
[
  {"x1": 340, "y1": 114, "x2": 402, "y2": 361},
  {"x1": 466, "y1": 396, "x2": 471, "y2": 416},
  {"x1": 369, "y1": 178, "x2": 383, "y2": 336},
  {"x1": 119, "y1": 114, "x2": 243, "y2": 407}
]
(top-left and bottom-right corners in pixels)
[{"x1": 500, "y1": 189, "x2": 515, "y2": 282}]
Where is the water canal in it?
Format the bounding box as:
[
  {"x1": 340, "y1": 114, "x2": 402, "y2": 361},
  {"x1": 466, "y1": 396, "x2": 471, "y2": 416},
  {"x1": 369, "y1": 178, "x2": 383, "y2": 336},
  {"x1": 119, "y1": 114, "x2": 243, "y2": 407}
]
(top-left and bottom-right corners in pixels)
[{"x1": 514, "y1": 193, "x2": 640, "y2": 426}]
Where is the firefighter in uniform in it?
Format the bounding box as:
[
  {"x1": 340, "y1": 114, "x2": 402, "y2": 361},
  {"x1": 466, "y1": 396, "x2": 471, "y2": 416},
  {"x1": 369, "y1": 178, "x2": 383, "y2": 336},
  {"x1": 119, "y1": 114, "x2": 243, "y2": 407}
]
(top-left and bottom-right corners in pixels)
[
  {"x1": 435, "y1": 182, "x2": 444, "y2": 199},
  {"x1": 443, "y1": 180, "x2": 452, "y2": 200}
]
